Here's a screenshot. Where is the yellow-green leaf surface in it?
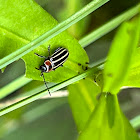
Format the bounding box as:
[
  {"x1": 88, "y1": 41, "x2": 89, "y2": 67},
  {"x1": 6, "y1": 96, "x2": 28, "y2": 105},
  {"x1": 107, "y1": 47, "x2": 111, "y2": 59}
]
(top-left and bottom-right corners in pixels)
[
  {"x1": 78, "y1": 94, "x2": 140, "y2": 140},
  {"x1": 68, "y1": 78, "x2": 101, "y2": 132},
  {"x1": 0, "y1": 0, "x2": 88, "y2": 82},
  {"x1": 123, "y1": 47, "x2": 140, "y2": 87},
  {"x1": 103, "y1": 19, "x2": 139, "y2": 94}
]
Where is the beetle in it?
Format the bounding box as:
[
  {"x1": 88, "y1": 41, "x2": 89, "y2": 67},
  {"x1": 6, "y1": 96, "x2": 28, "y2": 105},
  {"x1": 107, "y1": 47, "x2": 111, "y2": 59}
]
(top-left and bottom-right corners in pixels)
[{"x1": 35, "y1": 45, "x2": 69, "y2": 95}]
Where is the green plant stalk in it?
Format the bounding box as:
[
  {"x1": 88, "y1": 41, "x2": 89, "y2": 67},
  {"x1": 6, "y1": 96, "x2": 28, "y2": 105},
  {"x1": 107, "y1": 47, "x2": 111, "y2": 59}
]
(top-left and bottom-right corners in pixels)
[
  {"x1": 0, "y1": 0, "x2": 109, "y2": 69},
  {"x1": 0, "y1": 4, "x2": 139, "y2": 99},
  {"x1": 23, "y1": 98, "x2": 67, "y2": 123},
  {"x1": 130, "y1": 115, "x2": 140, "y2": 130},
  {"x1": 0, "y1": 76, "x2": 32, "y2": 99},
  {"x1": 24, "y1": 101, "x2": 140, "y2": 131},
  {"x1": 0, "y1": 62, "x2": 103, "y2": 116},
  {"x1": 79, "y1": 4, "x2": 140, "y2": 48}
]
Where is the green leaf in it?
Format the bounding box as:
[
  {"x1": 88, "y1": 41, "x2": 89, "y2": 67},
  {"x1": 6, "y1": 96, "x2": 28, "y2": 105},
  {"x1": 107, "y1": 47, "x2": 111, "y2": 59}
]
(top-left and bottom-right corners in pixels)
[
  {"x1": 78, "y1": 94, "x2": 140, "y2": 140},
  {"x1": 124, "y1": 66, "x2": 140, "y2": 88},
  {"x1": 103, "y1": 18, "x2": 139, "y2": 94},
  {"x1": 0, "y1": 0, "x2": 89, "y2": 82},
  {"x1": 123, "y1": 47, "x2": 140, "y2": 87},
  {"x1": 68, "y1": 78, "x2": 101, "y2": 132},
  {"x1": 0, "y1": 0, "x2": 110, "y2": 82},
  {"x1": 0, "y1": 4, "x2": 139, "y2": 100},
  {"x1": 121, "y1": 16, "x2": 140, "y2": 88}
]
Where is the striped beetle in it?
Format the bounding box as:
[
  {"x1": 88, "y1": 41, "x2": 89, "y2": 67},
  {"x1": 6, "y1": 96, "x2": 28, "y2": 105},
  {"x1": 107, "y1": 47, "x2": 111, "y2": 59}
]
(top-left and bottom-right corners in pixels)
[{"x1": 35, "y1": 45, "x2": 69, "y2": 95}]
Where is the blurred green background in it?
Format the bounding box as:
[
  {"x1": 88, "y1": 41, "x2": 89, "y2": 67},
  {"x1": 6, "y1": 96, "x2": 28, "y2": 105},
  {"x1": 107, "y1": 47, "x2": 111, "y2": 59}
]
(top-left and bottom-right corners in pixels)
[{"x1": 0, "y1": 0, "x2": 140, "y2": 139}]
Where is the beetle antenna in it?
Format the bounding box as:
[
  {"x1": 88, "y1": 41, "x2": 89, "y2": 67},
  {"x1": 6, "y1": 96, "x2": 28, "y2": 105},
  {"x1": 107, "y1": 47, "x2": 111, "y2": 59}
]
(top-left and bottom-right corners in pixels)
[
  {"x1": 41, "y1": 72, "x2": 51, "y2": 96},
  {"x1": 48, "y1": 45, "x2": 51, "y2": 56}
]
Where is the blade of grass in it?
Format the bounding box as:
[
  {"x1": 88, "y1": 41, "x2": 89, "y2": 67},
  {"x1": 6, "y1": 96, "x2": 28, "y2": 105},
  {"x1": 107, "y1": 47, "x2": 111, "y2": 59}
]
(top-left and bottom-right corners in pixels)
[
  {"x1": 24, "y1": 95, "x2": 140, "y2": 129},
  {"x1": 0, "y1": 90, "x2": 68, "y2": 109},
  {"x1": 130, "y1": 115, "x2": 140, "y2": 130},
  {"x1": 0, "y1": 62, "x2": 104, "y2": 116},
  {"x1": 0, "y1": 76, "x2": 32, "y2": 99},
  {"x1": 0, "y1": 4, "x2": 139, "y2": 100},
  {"x1": 23, "y1": 98, "x2": 67, "y2": 123},
  {"x1": 79, "y1": 4, "x2": 140, "y2": 48},
  {"x1": 0, "y1": 0, "x2": 109, "y2": 69}
]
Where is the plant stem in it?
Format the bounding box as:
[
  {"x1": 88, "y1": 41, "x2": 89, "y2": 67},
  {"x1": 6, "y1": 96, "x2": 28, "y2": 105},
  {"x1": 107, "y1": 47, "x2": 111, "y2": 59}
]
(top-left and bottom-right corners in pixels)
[
  {"x1": 0, "y1": 0, "x2": 109, "y2": 69},
  {"x1": 0, "y1": 76, "x2": 32, "y2": 99},
  {"x1": 79, "y1": 4, "x2": 140, "y2": 48},
  {"x1": 0, "y1": 62, "x2": 103, "y2": 116},
  {"x1": 0, "y1": 4, "x2": 139, "y2": 99},
  {"x1": 130, "y1": 115, "x2": 140, "y2": 130}
]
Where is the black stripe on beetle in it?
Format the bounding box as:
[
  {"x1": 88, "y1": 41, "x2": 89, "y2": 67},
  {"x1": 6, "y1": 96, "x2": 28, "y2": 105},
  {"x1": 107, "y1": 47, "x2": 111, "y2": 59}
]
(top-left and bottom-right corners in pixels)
[{"x1": 35, "y1": 45, "x2": 69, "y2": 95}]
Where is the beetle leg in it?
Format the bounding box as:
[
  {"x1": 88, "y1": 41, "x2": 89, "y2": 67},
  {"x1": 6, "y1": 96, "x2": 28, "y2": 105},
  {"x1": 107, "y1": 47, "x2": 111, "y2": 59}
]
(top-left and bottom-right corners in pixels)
[
  {"x1": 34, "y1": 53, "x2": 46, "y2": 58},
  {"x1": 54, "y1": 47, "x2": 61, "y2": 53},
  {"x1": 40, "y1": 72, "x2": 43, "y2": 77}
]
